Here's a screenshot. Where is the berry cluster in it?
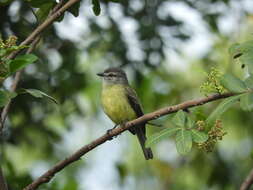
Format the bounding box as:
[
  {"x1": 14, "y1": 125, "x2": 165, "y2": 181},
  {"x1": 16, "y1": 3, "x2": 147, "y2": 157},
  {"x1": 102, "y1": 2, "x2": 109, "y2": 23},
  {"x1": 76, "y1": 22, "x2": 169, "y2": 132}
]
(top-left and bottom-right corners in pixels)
[{"x1": 197, "y1": 120, "x2": 227, "y2": 153}]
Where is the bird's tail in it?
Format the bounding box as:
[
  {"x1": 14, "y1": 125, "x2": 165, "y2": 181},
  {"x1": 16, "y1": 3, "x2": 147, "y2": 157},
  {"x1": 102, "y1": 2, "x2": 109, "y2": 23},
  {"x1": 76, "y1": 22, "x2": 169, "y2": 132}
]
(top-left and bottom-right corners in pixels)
[{"x1": 135, "y1": 125, "x2": 153, "y2": 160}]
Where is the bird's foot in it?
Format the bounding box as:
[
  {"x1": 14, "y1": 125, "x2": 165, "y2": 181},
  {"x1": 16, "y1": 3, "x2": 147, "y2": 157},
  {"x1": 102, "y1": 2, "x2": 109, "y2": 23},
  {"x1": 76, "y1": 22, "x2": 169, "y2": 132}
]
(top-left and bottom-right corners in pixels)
[{"x1": 106, "y1": 124, "x2": 118, "y2": 140}]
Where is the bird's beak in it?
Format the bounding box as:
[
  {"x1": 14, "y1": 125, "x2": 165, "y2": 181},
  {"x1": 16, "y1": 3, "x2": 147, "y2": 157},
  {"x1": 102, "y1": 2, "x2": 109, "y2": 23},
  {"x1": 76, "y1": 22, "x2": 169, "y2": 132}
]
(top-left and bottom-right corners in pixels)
[{"x1": 97, "y1": 72, "x2": 104, "y2": 77}]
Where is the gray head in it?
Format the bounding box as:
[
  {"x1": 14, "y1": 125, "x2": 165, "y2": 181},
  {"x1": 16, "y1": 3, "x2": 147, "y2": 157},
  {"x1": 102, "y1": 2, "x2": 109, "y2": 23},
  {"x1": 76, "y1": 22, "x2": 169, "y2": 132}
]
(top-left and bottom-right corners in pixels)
[{"x1": 97, "y1": 67, "x2": 129, "y2": 85}]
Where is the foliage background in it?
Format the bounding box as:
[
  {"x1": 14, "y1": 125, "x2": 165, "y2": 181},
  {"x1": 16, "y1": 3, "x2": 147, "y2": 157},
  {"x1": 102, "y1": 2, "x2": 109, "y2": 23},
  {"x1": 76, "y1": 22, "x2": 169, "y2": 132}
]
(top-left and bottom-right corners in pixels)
[{"x1": 1, "y1": 0, "x2": 253, "y2": 189}]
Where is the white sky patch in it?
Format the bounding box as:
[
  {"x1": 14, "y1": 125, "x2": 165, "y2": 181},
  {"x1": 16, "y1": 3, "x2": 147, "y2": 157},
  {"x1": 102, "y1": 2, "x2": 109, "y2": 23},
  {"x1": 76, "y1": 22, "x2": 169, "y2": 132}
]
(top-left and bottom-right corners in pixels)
[
  {"x1": 54, "y1": 115, "x2": 92, "y2": 155},
  {"x1": 218, "y1": 137, "x2": 253, "y2": 162},
  {"x1": 109, "y1": 4, "x2": 146, "y2": 62},
  {"x1": 78, "y1": 138, "x2": 122, "y2": 190},
  {"x1": 166, "y1": 2, "x2": 213, "y2": 58},
  {"x1": 44, "y1": 49, "x2": 62, "y2": 72},
  {"x1": 30, "y1": 161, "x2": 51, "y2": 179},
  {"x1": 129, "y1": 0, "x2": 144, "y2": 12},
  {"x1": 54, "y1": 12, "x2": 90, "y2": 42},
  {"x1": 218, "y1": 0, "x2": 242, "y2": 35},
  {"x1": 94, "y1": 14, "x2": 112, "y2": 29},
  {"x1": 118, "y1": 17, "x2": 146, "y2": 61},
  {"x1": 8, "y1": 1, "x2": 21, "y2": 22},
  {"x1": 242, "y1": 0, "x2": 253, "y2": 13},
  {"x1": 156, "y1": 140, "x2": 179, "y2": 164},
  {"x1": 108, "y1": 3, "x2": 124, "y2": 21},
  {"x1": 163, "y1": 48, "x2": 188, "y2": 72}
]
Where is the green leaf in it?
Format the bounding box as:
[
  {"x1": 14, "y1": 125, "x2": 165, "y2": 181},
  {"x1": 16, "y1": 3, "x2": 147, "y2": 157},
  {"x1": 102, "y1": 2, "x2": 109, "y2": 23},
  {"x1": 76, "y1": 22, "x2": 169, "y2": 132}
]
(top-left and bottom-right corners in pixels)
[
  {"x1": 0, "y1": 0, "x2": 14, "y2": 5},
  {"x1": 68, "y1": 1, "x2": 80, "y2": 17},
  {"x1": 9, "y1": 54, "x2": 38, "y2": 74},
  {"x1": 186, "y1": 117, "x2": 195, "y2": 128},
  {"x1": 146, "y1": 127, "x2": 181, "y2": 146},
  {"x1": 229, "y1": 43, "x2": 243, "y2": 58},
  {"x1": 206, "y1": 94, "x2": 244, "y2": 124},
  {"x1": 229, "y1": 41, "x2": 253, "y2": 74},
  {"x1": 26, "y1": 0, "x2": 53, "y2": 8},
  {"x1": 191, "y1": 129, "x2": 208, "y2": 143},
  {"x1": 245, "y1": 75, "x2": 253, "y2": 89},
  {"x1": 240, "y1": 93, "x2": 253, "y2": 111},
  {"x1": 175, "y1": 129, "x2": 192, "y2": 155},
  {"x1": 92, "y1": 0, "x2": 101, "y2": 16},
  {"x1": 0, "y1": 90, "x2": 17, "y2": 107},
  {"x1": 63, "y1": 179, "x2": 78, "y2": 190},
  {"x1": 0, "y1": 63, "x2": 9, "y2": 78},
  {"x1": 0, "y1": 49, "x2": 7, "y2": 57},
  {"x1": 172, "y1": 110, "x2": 186, "y2": 128},
  {"x1": 220, "y1": 73, "x2": 247, "y2": 93},
  {"x1": 36, "y1": 2, "x2": 54, "y2": 22},
  {"x1": 21, "y1": 89, "x2": 58, "y2": 104}
]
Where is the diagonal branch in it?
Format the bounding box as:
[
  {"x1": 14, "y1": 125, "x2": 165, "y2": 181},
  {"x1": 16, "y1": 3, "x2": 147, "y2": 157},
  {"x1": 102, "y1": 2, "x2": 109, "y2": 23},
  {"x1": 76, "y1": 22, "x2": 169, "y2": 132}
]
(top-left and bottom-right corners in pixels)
[
  {"x1": 7, "y1": 0, "x2": 79, "y2": 60},
  {"x1": 10, "y1": 0, "x2": 81, "y2": 60},
  {"x1": 23, "y1": 92, "x2": 237, "y2": 190},
  {"x1": 240, "y1": 168, "x2": 253, "y2": 190}
]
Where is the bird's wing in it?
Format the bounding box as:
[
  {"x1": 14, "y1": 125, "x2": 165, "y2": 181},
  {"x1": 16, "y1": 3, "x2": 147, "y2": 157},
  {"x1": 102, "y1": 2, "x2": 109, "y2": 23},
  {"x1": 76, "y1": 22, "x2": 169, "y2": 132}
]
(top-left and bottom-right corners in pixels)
[
  {"x1": 125, "y1": 86, "x2": 145, "y2": 135},
  {"x1": 125, "y1": 86, "x2": 144, "y2": 117}
]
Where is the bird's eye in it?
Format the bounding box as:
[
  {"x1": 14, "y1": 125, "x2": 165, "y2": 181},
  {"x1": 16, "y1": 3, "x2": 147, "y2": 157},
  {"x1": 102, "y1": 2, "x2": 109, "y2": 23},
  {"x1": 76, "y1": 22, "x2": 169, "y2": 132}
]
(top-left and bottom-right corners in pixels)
[{"x1": 108, "y1": 73, "x2": 116, "y2": 77}]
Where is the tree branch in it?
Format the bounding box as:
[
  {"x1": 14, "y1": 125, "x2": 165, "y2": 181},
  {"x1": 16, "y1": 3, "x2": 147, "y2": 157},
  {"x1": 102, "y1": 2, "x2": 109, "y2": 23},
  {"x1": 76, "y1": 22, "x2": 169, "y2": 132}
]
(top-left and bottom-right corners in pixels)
[
  {"x1": 7, "y1": 0, "x2": 79, "y2": 60},
  {"x1": 23, "y1": 92, "x2": 237, "y2": 190},
  {"x1": 19, "y1": 0, "x2": 80, "y2": 48},
  {"x1": 240, "y1": 168, "x2": 253, "y2": 190}
]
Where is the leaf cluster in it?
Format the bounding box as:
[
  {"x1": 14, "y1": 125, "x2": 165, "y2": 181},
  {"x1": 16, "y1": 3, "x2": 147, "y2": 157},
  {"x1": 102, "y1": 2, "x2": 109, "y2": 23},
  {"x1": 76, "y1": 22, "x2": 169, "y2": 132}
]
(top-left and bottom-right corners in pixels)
[
  {"x1": 0, "y1": 36, "x2": 37, "y2": 82},
  {"x1": 200, "y1": 67, "x2": 225, "y2": 95},
  {"x1": 147, "y1": 110, "x2": 208, "y2": 155},
  {"x1": 149, "y1": 41, "x2": 253, "y2": 155},
  {"x1": 0, "y1": 36, "x2": 57, "y2": 108}
]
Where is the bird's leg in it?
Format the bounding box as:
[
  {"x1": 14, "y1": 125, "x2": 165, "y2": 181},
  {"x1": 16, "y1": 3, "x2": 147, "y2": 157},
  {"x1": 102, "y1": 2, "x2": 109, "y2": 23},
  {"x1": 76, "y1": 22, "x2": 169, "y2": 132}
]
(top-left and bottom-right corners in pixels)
[{"x1": 106, "y1": 124, "x2": 119, "y2": 140}]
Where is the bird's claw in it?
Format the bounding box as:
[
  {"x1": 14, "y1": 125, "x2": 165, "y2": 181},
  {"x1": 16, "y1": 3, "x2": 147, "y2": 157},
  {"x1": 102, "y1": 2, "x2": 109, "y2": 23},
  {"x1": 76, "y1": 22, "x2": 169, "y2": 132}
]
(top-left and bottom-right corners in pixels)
[{"x1": 106, "y1": 129, "x2": 114, "y2": 140}]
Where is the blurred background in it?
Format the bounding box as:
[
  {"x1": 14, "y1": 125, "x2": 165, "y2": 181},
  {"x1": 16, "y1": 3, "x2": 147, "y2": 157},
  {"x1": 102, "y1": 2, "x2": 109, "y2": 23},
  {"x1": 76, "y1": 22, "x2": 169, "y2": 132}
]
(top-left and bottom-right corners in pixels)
[{"x1": 1, "y1": 0, "x2": 253, "y2": 189}]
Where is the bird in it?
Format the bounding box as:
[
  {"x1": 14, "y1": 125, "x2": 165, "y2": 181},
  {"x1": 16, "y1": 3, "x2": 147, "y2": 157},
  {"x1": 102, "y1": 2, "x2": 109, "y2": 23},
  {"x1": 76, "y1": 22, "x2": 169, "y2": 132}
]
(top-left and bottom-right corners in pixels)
[{"x1": 97, "y1": 67, "x2": 153, "y2": 160}]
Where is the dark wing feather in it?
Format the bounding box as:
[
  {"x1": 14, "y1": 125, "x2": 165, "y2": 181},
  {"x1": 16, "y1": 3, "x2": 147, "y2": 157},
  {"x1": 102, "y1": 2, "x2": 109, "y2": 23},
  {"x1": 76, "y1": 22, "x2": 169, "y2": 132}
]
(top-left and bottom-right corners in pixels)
[
  {"x1": 125, "y1": 86, "x2": 143, "y2": 117},
  {"x1": 125, "y1": 86, "x2": 144, "y2": 134}
]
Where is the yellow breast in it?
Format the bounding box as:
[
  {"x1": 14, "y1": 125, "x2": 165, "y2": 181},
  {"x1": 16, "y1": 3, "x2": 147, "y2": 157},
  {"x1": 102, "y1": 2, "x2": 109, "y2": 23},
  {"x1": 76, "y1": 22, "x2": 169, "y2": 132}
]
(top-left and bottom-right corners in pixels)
[{"x1": 101, "y1": 84, "x2": 137, "y2": 124}]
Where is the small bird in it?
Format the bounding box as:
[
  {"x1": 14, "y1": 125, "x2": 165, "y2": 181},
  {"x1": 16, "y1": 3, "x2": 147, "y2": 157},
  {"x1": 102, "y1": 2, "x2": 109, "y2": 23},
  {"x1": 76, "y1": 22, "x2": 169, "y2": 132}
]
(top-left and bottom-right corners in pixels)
[{"x1": 97, "y1": 67, "x2": 153, "y2": 160}]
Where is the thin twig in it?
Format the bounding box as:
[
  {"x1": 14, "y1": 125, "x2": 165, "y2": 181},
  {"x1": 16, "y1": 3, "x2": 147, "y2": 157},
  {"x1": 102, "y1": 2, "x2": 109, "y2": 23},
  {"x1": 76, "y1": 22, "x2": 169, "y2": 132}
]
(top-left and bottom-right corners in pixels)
[
  {"x1": 23, "y1": 92, "x2": 237, "y2": 190},
  {"x1": 50, "y1": 0, "x2": 65, "y2": 16},
  {"x1": 20, "y1": 0, "x2": 80, "y2": 46},
  {"x1": 240, "y1": 168, "x2": 253, "y2": 190},
  {"x1": 0, "y1": 166, "x2": 8, "y2": 190},
  {"x1": 0, "y1": 37, "x2": 41, "y2": 134},
  {"x1": 7, "y1": 0, "x2": 80, "y2": 60}
]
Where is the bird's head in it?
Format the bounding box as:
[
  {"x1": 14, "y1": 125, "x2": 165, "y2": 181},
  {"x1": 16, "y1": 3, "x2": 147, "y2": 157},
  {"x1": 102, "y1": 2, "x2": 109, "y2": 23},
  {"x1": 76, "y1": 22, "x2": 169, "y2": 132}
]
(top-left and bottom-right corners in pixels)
[{"x1": 97, "y1": 67, "x2": 128, "y2": 85}]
